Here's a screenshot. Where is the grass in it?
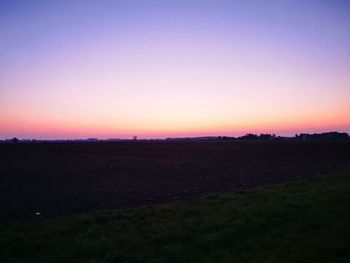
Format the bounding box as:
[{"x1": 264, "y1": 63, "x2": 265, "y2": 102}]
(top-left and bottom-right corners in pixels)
[{"x1": 1, "y1": 172, "x2": 350, "y2": 263}]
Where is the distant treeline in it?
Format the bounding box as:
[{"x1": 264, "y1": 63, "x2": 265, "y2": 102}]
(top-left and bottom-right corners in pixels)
[
  {"x1": 1, "y1": 132, "x2": 349, "y2": 143},
  {"x1": 223, "y1": 132, "x2": 349, "y2": 141},
  {"x1": 220, "y1": 132, "x2": 349, "y2": 141},
  {"x1": 294, "y1": 132, "x2": 349, "y2": 140},
  {"x1": 168, "y1": 132, "x2": 350, "y2": 141}
]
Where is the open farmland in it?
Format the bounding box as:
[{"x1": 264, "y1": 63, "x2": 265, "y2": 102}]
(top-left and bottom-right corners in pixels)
[
  {"x1": 1, "y1": 140, "x2": 350, "y2": 223},
  {"x1": 1, "y1": 172, "x2": 350, "y2": 263}
]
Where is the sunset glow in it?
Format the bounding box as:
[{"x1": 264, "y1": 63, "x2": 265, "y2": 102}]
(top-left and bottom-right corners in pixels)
[{"x1": 1, "y1": 0, "x2": 350, "y2": 139}]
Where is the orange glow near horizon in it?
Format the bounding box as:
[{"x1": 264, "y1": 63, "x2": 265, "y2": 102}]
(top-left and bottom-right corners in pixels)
[{"x1": 1, "y1": 107, "x2": 349, "y2": 139}]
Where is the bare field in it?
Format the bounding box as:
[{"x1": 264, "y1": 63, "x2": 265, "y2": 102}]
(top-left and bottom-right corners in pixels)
[{"x1": 1, "y1": 140, "x2": 350, "y2": 223}]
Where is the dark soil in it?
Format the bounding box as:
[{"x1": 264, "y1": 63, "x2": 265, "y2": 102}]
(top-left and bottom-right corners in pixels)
[{"x1": 1, "y1": 140, "x2": 350, "y2": 223}]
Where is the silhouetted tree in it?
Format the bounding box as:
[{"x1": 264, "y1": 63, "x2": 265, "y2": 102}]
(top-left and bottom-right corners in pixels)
[
  {"x1": 239, "y1": 134, "x2": 258, "y2": 140},
  {"x1": 259, "y1": 134, "x2": 274, "y2": 140}
]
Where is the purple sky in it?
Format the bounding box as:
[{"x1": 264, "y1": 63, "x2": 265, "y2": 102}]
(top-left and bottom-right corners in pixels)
[{"x1": 1, "y1": 0, "x2": 350, "y2": 139}]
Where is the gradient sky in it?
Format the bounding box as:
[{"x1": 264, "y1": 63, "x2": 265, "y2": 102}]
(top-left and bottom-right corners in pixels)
[{"x1": 1, "y1": 0, "x2": 350, "y2": 139}]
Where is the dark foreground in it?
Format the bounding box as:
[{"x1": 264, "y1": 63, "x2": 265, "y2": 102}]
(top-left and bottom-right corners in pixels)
[
  {"x1": 1, "y1": 140, "x2": 350, "y2": 223},
  {"x1": 1, "y1": 172, "x2": 350, "y2": 262}
]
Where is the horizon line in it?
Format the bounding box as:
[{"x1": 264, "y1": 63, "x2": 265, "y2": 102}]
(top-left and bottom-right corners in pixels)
[{"x1": 2, "y1": 130, "x2": 349, "y2": 141}]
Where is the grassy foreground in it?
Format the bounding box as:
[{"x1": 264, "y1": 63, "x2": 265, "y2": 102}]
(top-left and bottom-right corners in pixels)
[{"x1": 1, "y1": 173, "x2": 350, "y2": 263}]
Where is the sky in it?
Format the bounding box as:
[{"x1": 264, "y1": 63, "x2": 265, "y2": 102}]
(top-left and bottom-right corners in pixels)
[{"x1": 1, "y1": 0, "x2": 350, "y2": 139}]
